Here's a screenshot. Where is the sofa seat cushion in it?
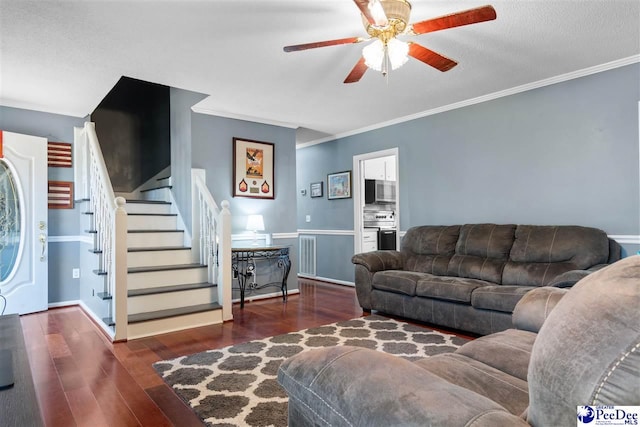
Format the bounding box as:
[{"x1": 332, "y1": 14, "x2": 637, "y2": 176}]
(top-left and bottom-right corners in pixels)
[
  {"x1": 372, "y1": 270, "x2": 433, "y2": 296},
  {"x1": 455, "y1": 329, "x2": 536, "y2": 381},
  {"x1": 471, "y1": 286, "x2": 536, "y2": 313},
  {"x1": 415, "y1": 276, "x2": 493, "y2": 303},
  {"x1": 415, "y1": 353, "x2": 529, "y2": 416}
]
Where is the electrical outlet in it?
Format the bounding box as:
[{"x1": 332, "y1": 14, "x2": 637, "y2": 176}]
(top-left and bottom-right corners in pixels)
[
  {"x1": 72, "y1": 268, "x2": 80, "y2": 279},
  {"x1": 306, "y1": 215, "x2": 311, "y2": 222}
]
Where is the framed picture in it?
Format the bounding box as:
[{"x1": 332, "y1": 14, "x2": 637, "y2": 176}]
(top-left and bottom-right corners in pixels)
[
  {"x1": 327, "y1": 171, "x2": 352, "y2": 200},
  {"x1": 233, "y1": 137, "x2": 275, "y2": 199},
  {"x1": 48, "y1": 181, "x2": 74, "y2": 209},
  {"x1": 310, "y1": 182, "x2": 323, "y2": 198}
]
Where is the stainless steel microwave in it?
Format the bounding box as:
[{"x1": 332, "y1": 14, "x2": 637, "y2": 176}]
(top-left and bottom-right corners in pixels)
[{"x1": 365, "y1": 179, "x2": 396, "y2": 204}]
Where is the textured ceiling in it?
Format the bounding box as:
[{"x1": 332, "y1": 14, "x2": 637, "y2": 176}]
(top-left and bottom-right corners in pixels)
[{"x1": 1, "y1": 0, "x2": 639, "y2": 144}]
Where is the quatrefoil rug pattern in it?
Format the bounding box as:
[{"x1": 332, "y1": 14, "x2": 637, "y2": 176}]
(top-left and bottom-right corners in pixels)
[{"x1": 153, "y1": 315, "x2": 467, "y2": 427}]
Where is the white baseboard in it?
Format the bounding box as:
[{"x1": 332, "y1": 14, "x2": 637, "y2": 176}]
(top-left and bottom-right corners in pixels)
[
  {"x1": 232, "y1": 289, "x2": 300, "y2": 304},
  {"x1": 78, "y1": 300, "x2": 115, "y2": 340},
  {"x1": 48, "y1": 300, "x2": 80, "y2": 308},
  {"x1": 298, "y1": 274, "x2": 355, "y2": 287}
]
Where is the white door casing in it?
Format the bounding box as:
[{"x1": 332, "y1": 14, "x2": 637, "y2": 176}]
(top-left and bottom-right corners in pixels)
[
  {"x1": 0, "y1": 131, "x2": 48, "y2": 315},
  {"x1": 352, "y1": 148, "x2": 400, "y2": 255}
]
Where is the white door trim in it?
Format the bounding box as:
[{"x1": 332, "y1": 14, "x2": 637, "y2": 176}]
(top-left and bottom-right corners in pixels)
[{"x1": 352, "y1": 148, "x2": 400, "y2": 254}]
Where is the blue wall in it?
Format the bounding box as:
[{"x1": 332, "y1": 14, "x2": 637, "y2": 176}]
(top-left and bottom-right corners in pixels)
[
  {"x1": 191, "y1": 114, "x2": 299, "y2": 293},
  {"x1": 297, "y1": 63, "x2": 640, "y2": 282}
]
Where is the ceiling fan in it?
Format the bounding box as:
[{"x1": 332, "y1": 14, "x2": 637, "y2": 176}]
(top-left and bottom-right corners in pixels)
[{"x1": 283, "y1": 0, "x2": 496, "y2": 83}]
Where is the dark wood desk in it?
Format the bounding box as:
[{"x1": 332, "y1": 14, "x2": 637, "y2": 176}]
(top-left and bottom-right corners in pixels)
[
  {"x1": 231, "y1": 246, "x2": 291, "y2": 308},
  {"x1": 0, "y1": 314, "x2": 44, "y2": 427}
]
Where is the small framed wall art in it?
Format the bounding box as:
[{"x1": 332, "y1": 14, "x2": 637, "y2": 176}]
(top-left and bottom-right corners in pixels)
[
  {"x1": 233, "y1": 137, "x2": 275, "y2": 199},
  {"x1": 310, "y1": 182, "x2": 323, "y2": 198},
  {"x1": 327, "y1": 170, "x2": 352, "y2": 200},
  {"x1": 48, "y1": 181, "x2": 74, "y2": 209}
]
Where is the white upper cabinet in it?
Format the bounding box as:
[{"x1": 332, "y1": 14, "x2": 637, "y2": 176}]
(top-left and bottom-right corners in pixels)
[{"x1": 364, "y1": 156, "x2": 396, "y2": 181}]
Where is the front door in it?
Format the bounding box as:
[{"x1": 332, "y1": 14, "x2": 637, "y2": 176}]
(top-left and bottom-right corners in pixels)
[{"x1": 0, "y1": 131, "x2": 48, "y2": 315}]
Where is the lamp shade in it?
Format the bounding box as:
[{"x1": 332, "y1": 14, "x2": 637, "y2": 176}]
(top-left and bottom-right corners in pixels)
[{"x1": 246, "y1": 214, "x2": 265, "y2": 232}]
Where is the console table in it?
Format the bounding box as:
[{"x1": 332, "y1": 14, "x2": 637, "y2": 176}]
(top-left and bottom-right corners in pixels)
[
  {"x1": 232, "y1": 246, "x2": 291, "y2": 308},
  {"x1": 0, "y1": 314, "x2": 44, "y2": 427}
]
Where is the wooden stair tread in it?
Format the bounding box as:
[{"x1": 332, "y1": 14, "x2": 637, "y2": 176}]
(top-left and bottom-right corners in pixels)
[
  {"x1": 128, "y1": 263, "x2": 206, "y2": 273},
  {"x1": 141, "y1": 185, "x2": 172, "y2": 193},
  {"x1": 125, "y1": 199, "x2": 171, "y2": 205},
  {"x1": 128, "y1": 229, "x2": 184, "y2": 234},
  {"x1": 127, "y1": 213, "x2": 177, "y2": 217},
  {"x1": 128, "y1": 303, "x2": 222, "y2": 324},
  {"x1": 128, "y1": 282, "x2": 216, "y2": 297},
  {"x1": 102, "y1": 317, "x2": 115, "y2": 327},
  {"x1": 97, "y1": 292, "x2": 112, "y2": 300},
  {"x1": 128, "y1": 246, "x2": 190, "y2": 252}
]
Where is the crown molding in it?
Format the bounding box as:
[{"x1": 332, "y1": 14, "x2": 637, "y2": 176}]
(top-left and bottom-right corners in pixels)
[
  {"x1": 297, "y1": 55, "x2": 640, "y2": 149},
  {"x1": 191, "y1": 106, "x2": 298, "y2": 129}
]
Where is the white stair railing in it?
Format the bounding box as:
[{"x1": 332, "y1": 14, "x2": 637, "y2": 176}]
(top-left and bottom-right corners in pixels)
[
  {"x1": 192, "y1": 169, "x2": 232, "y2": 321},
  {"x1": 75, "y1": 122, "x2": 128, "y2": 340}
]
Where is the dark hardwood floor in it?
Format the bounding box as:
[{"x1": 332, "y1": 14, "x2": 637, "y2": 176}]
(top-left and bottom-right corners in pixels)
[{"x1": 20, "y1": 280, "x2": 366, "y2": 427}]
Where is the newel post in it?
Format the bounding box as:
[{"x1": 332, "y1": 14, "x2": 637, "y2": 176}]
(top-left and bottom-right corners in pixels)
[
  {"x1": 217, "y1": 200, "x2": 233, "y2": 321},
  {"x1": 113, "y1": 197, "x2": 128, "y2": 341}
]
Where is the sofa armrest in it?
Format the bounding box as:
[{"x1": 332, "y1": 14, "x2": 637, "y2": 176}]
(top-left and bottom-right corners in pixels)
[
  {"x1": 351, "y1": 250, "x2": 403, "y2": 273},
  {"x1": 512, "y1": 287, "x2": 568, "y2": 333},
  {"x1": 548, "y1": 264, "x2": 609, "y2": 288},
  {"x1": 278, "y1": 346, "x2": 528, "y2": 427},
  {"x1": 351, "y1": 251, "x2": 403, "y2": 310}
]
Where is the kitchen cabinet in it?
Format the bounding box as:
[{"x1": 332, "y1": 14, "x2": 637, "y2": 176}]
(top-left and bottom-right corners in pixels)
[
  {"x1": 364, "y1": 156, "x2": 396, "y2": 181},
  {"x1": 362, "y1": 229, "x2": 378, "y2": 252}
]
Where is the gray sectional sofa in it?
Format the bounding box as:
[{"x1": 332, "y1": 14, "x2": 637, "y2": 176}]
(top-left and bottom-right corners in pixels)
[
  {"x1": 278, "y1": 256, "x2": 640, "y2": 426},
  {"x1": 352, "y1": 224, "x2": 621, "y2": 335}
]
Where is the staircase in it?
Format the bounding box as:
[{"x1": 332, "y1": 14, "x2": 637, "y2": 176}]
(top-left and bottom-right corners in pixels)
[
  {"x1": 127, "y1": 180, "x2": 223, "y2": 338},
  {"x1": 75, "y1": 122, "x2": 232, "y2": 342}
]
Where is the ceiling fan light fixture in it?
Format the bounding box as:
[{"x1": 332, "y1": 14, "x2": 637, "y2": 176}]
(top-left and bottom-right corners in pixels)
[
  {"x1": 363, "y1": 38, "x2": 409, "y2": 73},
  {"x1": 367, "y1": 0, "x2": 389, "y2": 26}
]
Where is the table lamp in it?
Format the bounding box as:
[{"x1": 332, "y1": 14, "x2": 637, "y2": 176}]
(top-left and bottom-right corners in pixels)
[{"x1": 246, "y1": 214, "x2": 265, "y2": 246}]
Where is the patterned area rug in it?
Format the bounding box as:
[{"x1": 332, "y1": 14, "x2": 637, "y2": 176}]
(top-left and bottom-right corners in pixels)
[{"x1": 153, "y1": 315, "x2": 468, "y2": 427}]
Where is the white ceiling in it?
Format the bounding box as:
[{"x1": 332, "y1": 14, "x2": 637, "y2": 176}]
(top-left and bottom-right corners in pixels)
[{"x1": 1, "y1": 0, "x2": 639, "y2": 144}]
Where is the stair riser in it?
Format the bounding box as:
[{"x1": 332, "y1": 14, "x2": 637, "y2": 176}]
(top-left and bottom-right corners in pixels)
[
  {"x1": 157, "y1": 177, "x2": 171, "y2": 187},
  {"x1": 127, "y1": 232, "x2": 184, "y2": 248},
  {"x1": 141, "y1": 187, "x2": 170, "y2": 201},
  {"x1": 128, "y1": 215, "x2": 177, "y2": 231},
  {"x1": 128, "y1": 287, "x2": 217, "y2": 315},
  {"x1": 128, "y1": 249, "x2": 193, "y2": 268},
  {"x1": 127, "y1": 309, "x2": 223, "y2": 340},
  {"x1": 128, "y1": 267, "x2": 208, "y2": 289},
  {"x1": 125, "y1": 203, "x2": 172, "y2": 215}
]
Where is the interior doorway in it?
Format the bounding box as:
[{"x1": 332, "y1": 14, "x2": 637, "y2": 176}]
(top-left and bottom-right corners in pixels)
[{"x1": 353, "y1": 148, "x2": 399, "y2": 254}]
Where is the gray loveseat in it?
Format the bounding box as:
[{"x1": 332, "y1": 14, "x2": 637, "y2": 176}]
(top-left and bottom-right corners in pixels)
[
  {"x1": 352, "y1": 224, "x2": 621, "y2": 335},
  {"x1": 278, "y1": 256, "x2": 640, "y2": 426}
]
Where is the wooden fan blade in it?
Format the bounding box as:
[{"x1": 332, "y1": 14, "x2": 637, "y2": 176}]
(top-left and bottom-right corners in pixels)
[
  {"x1": 284, "y1": 37, "x2": 365, "y2": 52},
  {"x1": 353, "y1": 0, "x2": 389, "y2": 26},
  {"x1": 344, "y1": 57, "x2": 368, "y2": 83},
  {"x1": 411, "y1": 5, "x2": 496, "y2": 35},
  {"x1": 408, "y1": 43, "x2": 457, "y2": 72}
]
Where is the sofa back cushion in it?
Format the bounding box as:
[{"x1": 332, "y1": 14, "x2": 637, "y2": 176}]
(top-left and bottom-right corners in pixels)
[
  {"x1": 527, "y1": 256, "x2": 640, "y2": 427},
  {"x1": 502, "y1": 225, "x2": 610, "y2": 286},
  {"x1": 402, "y1": 226, "x2": 460, "y2": 275},
  {"x1": 447, "y1": 224, "x2": 516, "y2": 283}
]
